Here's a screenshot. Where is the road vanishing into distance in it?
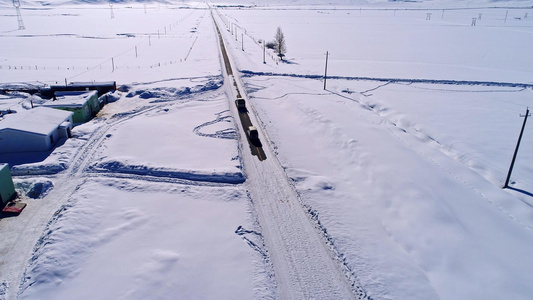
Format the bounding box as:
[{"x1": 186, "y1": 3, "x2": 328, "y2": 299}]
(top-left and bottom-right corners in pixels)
[
  {"x1": 212, "y1": 16, "x2": 267, "y2": 162},
  {"x1": 212, "y1": 10, "x2": 369, "y2": 300}
]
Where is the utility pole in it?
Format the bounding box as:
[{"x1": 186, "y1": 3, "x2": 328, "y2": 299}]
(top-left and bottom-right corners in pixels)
[
  {"x1": 242, "y1": 33, "x2": 244, "y2": 51},
  {"x1": 109, "y1": 2, "x2": 114, "y2": 19},
  {"x1": 12, "y1": 0, "x2": 24, "y2": 30},
  {"x1": 323, "y1": 51, "x2": 329, "y2": 90},
  {"x1": 263, "y1": 40, "x2": 266, "y2": 64},
  {"x1": 503, "y1": 107, "x2": 530, "y2": 188}
]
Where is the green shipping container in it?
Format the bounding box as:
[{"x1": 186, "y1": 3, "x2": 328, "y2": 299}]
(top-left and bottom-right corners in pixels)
[
  {"x1": 43, "y1": 90, "x2": 100, "y2": 124},
  {"x1": 0, "y1": 163, "x2": 16, "y2": 206}
]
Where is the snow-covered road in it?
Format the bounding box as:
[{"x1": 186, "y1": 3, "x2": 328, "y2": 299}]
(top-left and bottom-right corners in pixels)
[{"x1": 213, "y1": 12, "x2": 367, "y2": 299}]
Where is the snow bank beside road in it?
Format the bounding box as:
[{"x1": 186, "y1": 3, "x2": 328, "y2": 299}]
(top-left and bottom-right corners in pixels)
[{"x1": 89, "y1": 160, "x2": 245, "y2": 184}]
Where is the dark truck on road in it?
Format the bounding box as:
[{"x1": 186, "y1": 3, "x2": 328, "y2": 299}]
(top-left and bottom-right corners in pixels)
[
  {"x1": 247, "y1": 126, "x2": 258, "y2": 140},
  {"x1": 235, "y1": 98, "x2": 246, "y2": 112}
]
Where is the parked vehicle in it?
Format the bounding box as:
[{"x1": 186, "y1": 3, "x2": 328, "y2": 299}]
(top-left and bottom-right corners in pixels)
[
  {"x1": 247, "y1": 126, "x2": 258, "y2": 139},
  {"x1": 235, "y1": 98, "x2": 246, "y2": 111}
]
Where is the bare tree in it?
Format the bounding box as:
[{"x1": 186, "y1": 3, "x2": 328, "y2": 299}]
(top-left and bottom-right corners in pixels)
[{"x1": 273, "y1": 27, "x2": 286, "y2": 60}]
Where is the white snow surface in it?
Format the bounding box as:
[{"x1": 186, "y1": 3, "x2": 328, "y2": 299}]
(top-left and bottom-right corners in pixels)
[
  {"x1": 18, "y1": 179, "x2": 258, "y2": 300},
  {"x1": 1, "y1": 1, "x2": 533, "y2": 300},
  {"x1": 91, "y1": 92, "x2": 242, "y2": 177},
  {"x1": 0, "y1": 106, "x2": 72, "y2": 136},
  {"x1": 215, "y1": 4, "x2": 533, "y2": 299}
]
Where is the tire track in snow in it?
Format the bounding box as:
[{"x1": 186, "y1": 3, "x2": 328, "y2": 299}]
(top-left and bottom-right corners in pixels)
[
  {"x1": 69, "y1": 105, "x2": 158, "y2": 176},
  {"x1": 0, "y1": 102, "x2": 163, "y2": 299},
  {"x1": 381, "y1": 120, "x2": 533, "y2": 232},
  {"x1": 192, "y1": 109, "x2": 238, "y2": 140},
  {"x1": 329, "y1": 87, "x2": 533, "y2": 232},
  {"x1": 71, "y1": 87, "x2": 223, "y2": 176}
]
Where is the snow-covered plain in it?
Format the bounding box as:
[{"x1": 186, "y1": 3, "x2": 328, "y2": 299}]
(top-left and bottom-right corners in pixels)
[
  {"x1": 1, "y1": 0, "x2": 533, "y2": 299},
  {"x1": 18, "y1": 179, "x2": 259, "y2": 299},
  {"x1": 1, "y1": 3, "x2": 273, "y2": 299},
  {"x1": 217, "y1": 3, "x2": 533, "y2": 299}
]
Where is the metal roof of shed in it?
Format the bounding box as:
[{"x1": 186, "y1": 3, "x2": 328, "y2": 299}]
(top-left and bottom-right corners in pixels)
[
  {"x1": 42, "y1": 90, "x2": 97, "y2": 108},
  {"x1": 0, "y1": 107, "x2": 73, "y2": 136},
  {"x1": 69, "y1": 82, "x2": 115, "y2": 87}
]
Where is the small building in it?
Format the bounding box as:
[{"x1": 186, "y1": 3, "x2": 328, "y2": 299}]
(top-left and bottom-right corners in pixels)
[
  {"x1": 0, "y1": 163, "x2": 16, "y2": 206},
  {"x1": 0, "y1": 107, "x2": 73, "y2": 154},
  {"x1": 45, "y1": 81, "x2": 116, "y2": 98},
  {"x1": 42, "y1": 90, "x2": 100, "y2": 123}
]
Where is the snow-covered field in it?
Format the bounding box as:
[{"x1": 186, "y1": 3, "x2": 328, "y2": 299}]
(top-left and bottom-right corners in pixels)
[
  {"x1": 1, "y1": 0, "x2": 533, "y2": 299},
  {"x1": 90, "y1": 91, "x2": 243, "y2": 181},
  {"x1": 18, "y1": 179, "x2": 260, "y2": 299}
]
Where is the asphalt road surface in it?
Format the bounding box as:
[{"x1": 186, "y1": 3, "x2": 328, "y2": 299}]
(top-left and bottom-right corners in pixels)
[{"x1": 213, "y1": 15, "x2": 266, "y2": 161}]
